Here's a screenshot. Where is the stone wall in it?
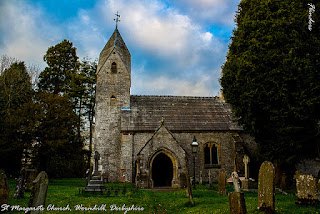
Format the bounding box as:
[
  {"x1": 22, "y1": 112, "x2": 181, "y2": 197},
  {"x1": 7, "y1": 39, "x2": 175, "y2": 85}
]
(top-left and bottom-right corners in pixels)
[
  {"x1": 94, "y1": 47, "x2": 131, "y2": 182},
  {"x1": 120, "y1": 127, "x2": 245, "y2": 187}
]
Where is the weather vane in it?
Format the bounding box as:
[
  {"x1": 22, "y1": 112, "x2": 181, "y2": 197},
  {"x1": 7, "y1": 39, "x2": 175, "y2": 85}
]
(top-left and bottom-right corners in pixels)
[{"x1": 114, "y1": 11, "x2": 120, "y2": 28}]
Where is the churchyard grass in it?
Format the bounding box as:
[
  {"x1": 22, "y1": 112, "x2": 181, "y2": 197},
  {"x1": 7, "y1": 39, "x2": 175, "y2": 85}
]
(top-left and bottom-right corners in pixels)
[{"x1": 7, "y1": 179, "x2": 320, "y2": 213}]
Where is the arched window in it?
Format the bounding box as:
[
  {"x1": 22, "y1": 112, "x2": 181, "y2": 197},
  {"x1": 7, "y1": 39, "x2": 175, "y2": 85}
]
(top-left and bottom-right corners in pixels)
[
  {"x1": 204, "y1": 144, "x2": 211, "y2": 164},
  {"x1": 211, "y1": 145, "x2": 218, "y2": 164},
  {"x1": 111, "y1": 62, "x2": 117, "y2": 73},
  {"x1": 110, "y1": 95, "x2": 116, "y2": 106},
  {"x1": 204, "y1": 143, "x2": 219, "y2": 167}
]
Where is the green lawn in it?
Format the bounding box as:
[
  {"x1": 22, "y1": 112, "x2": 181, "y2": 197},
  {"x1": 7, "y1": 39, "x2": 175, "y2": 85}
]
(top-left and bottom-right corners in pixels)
[{"x1": 6, "y1": 179, "x2": 320, "y2": 213}]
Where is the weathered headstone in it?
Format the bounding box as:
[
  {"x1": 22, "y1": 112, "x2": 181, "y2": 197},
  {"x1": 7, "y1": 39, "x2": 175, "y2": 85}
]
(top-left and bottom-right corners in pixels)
[
  {"x1": 317, "y1": 180, "x2": 320, "y2": 201},
  {"x1": 185, "y1": 169, "x2": 194, "y2": 205},
  {"x1": 295, "y1": 174, "x2": 318, "y2": 205},
  {"x1": 229, "y1": 192, "x2": 246, "y2": 214},
  {"x1": 229, "y1": 171, "x2": 246, "y2": 213},
  {"x1": 218, "y1": 170, "x2": 226, "y2": 195},
  {"x1": 258, "y1": 161, "x2": 275, "y2": 213},
  {"x1": 280, "y1": 172, "x2": 287, "y2": 189},
  {"x1": 242, "y1": 155, "x2": 250, "y2": 189},
  {"x1": 0, "y1": 170, "x2": 10, "y2": 205},
  {"x1": 26, "y1": 169, "x2": 38, "y2": 191},
  {"x1": 85, "y1": 169, "x2": 90, "y2": 187},
  {"x1": 231, "y1": 171, "x2": 241, "y2": 193},
  {"x1": 28, "y1": 171, "x2": 48, "y2": 214},
  {"x1": 199, "y1": 171, "x2": 203, "y2": 185},
  {"x1": 13, "y1": 168, "x2": 26, "y2": 199},
  {"x1": 208, "y1": 170, "x2": 212, "y2": 185}
]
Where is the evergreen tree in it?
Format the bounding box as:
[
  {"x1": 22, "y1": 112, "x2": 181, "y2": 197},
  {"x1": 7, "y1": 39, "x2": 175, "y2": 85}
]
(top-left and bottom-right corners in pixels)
[
  {"x1": 38, "y1": 39, "x2": 79, "y2": 95},
  {"x1": 0, "y1": 62, "x2": 34, "y2": 176},
  {"x1": 220, "y1": 0, "x2": 320, "y2": 171},
  {"x1": 34, "y1": 92, "x2": 85, "y2": 178}
]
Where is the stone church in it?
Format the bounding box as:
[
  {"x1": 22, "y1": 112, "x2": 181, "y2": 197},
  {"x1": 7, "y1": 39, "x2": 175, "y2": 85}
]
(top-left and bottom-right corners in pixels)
[{"x1": 94, "y1": 27, "x2": 256, "y2": 188}]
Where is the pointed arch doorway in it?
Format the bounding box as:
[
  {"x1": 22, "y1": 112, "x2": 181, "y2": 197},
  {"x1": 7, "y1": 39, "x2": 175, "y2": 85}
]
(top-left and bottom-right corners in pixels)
[{"x1": 151, "y1": 153, "x2": 173, "y2": 187}]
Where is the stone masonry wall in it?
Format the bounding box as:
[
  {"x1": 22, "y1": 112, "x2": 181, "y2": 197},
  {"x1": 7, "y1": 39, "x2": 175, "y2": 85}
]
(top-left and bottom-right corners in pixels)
[
  {"x1": 122, "y1": 129, "x2": 239, "y2": 186},
  {"x1": 94, "y1": 48, "x2": 131, "y2": 182}
]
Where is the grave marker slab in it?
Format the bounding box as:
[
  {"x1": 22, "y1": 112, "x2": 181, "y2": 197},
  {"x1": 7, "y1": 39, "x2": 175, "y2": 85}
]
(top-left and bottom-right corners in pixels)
[
  {"x1": 295, "y1": 174, "x2": 318, "y2": 205},
  {"x1": 258, "y1": 161, "x2": 275, "y2": 213},
  {"x1": 0, "y1": 170, "x2": 9, "y2": 205},
  {"x1": 229, "y1": 192, "x2": 246, "y2": 214},
  {"x1": 185, "y1": 169, "x2": 194, "y2": 205},
  {"x1": 28, "y1": 171, "x2": 48, "y2": 214},
  {"x1": 26, "y1": 169, "x2": 38, "y2": 191},
  {"x1": 13, "y1": 168, "x2": 26, "y2": 199},
  {"x1": 218, "y1": 170, "x2": 226, "y2": 195}
]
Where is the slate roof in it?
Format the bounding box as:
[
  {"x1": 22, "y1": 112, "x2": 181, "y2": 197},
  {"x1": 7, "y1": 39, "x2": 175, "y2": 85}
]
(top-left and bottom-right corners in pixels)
[{"x1": 121, "y1": 95, "x2": 242, "y2": 132}]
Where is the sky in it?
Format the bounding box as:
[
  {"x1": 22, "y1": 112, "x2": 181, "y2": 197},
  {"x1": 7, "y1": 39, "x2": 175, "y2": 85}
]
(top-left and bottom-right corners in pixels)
[{"x1": 0, "y1": 0, "x2": 241, "y2": 96}]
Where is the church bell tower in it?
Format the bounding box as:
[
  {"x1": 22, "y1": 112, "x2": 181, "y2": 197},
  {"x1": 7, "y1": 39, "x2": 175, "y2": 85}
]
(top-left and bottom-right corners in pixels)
[{"x1": 94, "y1": 24, "x2": 131, "y2": 182}]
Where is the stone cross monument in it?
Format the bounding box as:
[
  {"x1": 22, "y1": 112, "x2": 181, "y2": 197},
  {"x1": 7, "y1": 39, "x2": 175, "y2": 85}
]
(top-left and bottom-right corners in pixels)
[
  {"x1": 242, "y1": 155, "x2": 250, "y2": 189},
  {"x1": 85, "y1": 151, "x2": 105, "y2": 192},
  {"x1": 243, "y1": 155, "x2": 250, "y2": 179},
  {"x1": 93, "y1": 151, "x2": 100, "y2": 176}
]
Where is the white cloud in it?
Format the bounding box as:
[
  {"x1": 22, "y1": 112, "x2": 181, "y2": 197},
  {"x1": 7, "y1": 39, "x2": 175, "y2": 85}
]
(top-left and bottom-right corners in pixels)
[
  {"x1": 132, "y1": 75, "x2": 211, "y2": 96},
  {"x1": 170, "y1": 0, "x2": 240, "y2": 26},
  {"x1": 132, "y1": 65, "x2": 220, "y2": 97},
  {"x1": 0, "y1": 1, "x2": 62, "y2": 67},
  {"x1": 0, "y1": 0, "x2": 233, "y2": 96}
]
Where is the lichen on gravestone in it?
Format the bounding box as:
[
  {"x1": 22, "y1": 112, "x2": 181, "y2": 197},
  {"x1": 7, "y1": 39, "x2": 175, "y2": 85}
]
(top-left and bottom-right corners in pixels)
[
  {"x1": 218, "y1": 169, "x2": 227, "y2": 195},
  {"x1": 295, "y1": 174, "x2": 318, "y2": 205},
  {"x1": 28, "y1": 171, "x2": 49, "y2": 214},
  {"x1": 258, "y1": 161, "x2": 275, "y2": 213}
]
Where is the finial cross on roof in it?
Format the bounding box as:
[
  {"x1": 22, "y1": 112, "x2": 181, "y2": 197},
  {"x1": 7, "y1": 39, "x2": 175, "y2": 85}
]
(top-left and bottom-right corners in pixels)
[{"x1": 114, "y1": 11, "x2": 120, "y2": 28}]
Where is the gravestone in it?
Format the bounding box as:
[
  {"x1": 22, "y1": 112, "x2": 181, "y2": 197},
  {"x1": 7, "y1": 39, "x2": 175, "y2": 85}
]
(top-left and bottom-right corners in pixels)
[
  {"x1": 317, "y1": 180, "x2": 320, "y2": 201},
  {"x1": 231, "y1": 171, "x2": 241, "y2": 193},
  {"x1": 0, "y1": 170, "x2": 9, "y2": 205},
  {"x1": 28, "y1": 171, "x2": 48, "y2": 214},
  {"x1": 207, "y1": 169, "x2": 213, "y2": 189},
  {"x1": 242, "y1": 155, "x2": 250, "y2": 189},
  {"x1": 199, "y1": 171, "x2": 203, "y2": 185},
  {"x1": 295, "y1": 174, "x2": 318, "y2": 205},
  {"x1": 85, "y1": 169, "x2": 90, "y2": 187},
  {"x1": 85, "y1": 151, "x2": 106, "y2": 192},
  {"x1": 258, "y1": 161, "x2": 275, "y2": 213},
  {"x1": 229, "y1": 192, "x2": 246, "y2": 214},
  {"x1": 218, "y1": 170, "x2": 226, "y2": 195},
  {"x1": 25, "y1": 169, "x2": 38, "y2": 191},
  {"x1": 13, "y1": 168, "x2": 26, "y2": 199},
  {"x1": 185, "y1": 169, "x2": 194, "y2": 205},
  {"x1": 280, "y1": 172, "x2": 287, "y2": 189},
  {"x1": 229, "y1": 171, "x2": 246, "y2": 214}
]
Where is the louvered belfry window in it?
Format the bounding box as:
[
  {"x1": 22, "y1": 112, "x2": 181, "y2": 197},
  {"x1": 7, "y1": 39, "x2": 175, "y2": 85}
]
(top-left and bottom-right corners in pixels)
[{"x1": 111, "y1": 62, "x2": 117, "y2": 73}]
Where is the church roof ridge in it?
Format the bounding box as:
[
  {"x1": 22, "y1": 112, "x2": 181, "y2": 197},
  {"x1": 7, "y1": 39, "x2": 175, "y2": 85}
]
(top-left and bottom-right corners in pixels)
[{"x1": 130, "y1": 94, "x2": 221, "y2": 100}]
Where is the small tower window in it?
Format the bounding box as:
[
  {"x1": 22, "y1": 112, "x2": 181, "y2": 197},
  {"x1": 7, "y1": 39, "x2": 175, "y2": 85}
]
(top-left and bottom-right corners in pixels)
[
  {"x1": 110, "y1": 95, "x2": 116, "y2": 106},
  {"x1": 111, "y1": 62, "x2": 117, "y2": 73}
]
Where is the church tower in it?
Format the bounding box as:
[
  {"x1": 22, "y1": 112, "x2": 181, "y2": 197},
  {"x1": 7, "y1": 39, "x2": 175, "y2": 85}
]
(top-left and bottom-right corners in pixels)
[{"x1": 94, "y1": 27, "x2": 131, "y2": 182}]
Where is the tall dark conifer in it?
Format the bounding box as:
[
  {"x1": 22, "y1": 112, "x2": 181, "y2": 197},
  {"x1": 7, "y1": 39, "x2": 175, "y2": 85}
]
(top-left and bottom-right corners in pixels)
[{"x1": 221, "y1": 0, "x2": 320, "y2": 171}]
